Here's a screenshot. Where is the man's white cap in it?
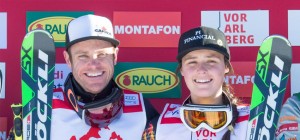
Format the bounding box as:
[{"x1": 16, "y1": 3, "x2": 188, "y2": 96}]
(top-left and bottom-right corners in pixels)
[{"x1": 65, "y1": 14, "x2": 120, "y2": 50}]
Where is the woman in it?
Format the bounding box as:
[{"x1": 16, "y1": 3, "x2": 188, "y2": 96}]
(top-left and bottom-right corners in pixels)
[{"x1": 142, "y1": 26, "x2": 249, "y2": 140}]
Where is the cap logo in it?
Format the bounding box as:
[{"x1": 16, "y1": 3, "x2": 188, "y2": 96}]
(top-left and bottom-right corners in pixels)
[
  {"x1": 94, "y1": 26, "x2": 112, "y2": 36},
  {"x1": 184, "y1": 30, "x2": 215, "y2": 44},
  {"x1": 217, "y1": 39, "x2": 223, "y2": 46}
]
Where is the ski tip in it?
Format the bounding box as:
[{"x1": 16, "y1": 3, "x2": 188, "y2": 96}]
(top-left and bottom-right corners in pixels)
[
  {"x1": 24, "y1": 29, "x2": 53, "y2": 39},
  {"x1": 265, "y1": 35, "x2": 292, "y2": 47}
]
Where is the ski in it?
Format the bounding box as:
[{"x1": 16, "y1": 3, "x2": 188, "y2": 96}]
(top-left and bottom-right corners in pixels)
[
  {"x1": 246, "y1": 35, "x2": 292, "y2": 140},
  {"x1": 21, "y1": 29, "x2": 55, "y2": 140}
]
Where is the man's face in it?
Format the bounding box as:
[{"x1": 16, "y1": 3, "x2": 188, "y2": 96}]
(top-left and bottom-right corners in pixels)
[{"x1": 64, "y1": 39, "x2": 118, "y2": 94}]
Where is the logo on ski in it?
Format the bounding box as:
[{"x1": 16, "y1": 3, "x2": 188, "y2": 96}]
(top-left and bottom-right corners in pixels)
[
  {"x1": 249, "y1": 119, "x2": 257, "y2": 139},
  {"x1": 36, "y1": 49, "x2": 50, "y2": 139},
  {"x1": 26, "y1": 116, "x2": 31, "y2": 139},
  {"x1": 258, "y1": 56, "x2": 285, "y2": 139},
  {"x1": 246, "y1": 35, "x2": 292, "y2": 140},
  {"x1": 22, "y1": 29, "x2": 55, "y2": 140}
]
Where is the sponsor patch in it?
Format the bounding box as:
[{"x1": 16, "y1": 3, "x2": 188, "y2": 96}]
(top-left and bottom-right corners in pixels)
[
  {"x1": 164, "y1": 104, "x2": 180, "y2": 118},
  {"x1": 124, "y1": 94, "x2": 139, "y2": 106},
  {"x1": 237, "y1": 105, "x2": 250, "y2": 113},
  {"x1": 279, "y1": 115, "x2": 297, "y2": 123},
  {"x1": 275, "y1": 123, "x2": 298, "y2": 136},
  {"x1": 53, "y1": 91, "x2": 64, "y2": 101}
]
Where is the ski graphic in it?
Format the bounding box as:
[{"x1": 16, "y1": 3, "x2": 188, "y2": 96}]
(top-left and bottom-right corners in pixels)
[
  {"x1": 21, "y1": 29, "x2": 55, "y2": 140},
  {"x1": 246, "y1": 35, "x2": 292, "y2": 140}
]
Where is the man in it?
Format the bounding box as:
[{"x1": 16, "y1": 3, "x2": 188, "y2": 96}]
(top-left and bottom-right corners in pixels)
[
  {"x1": 275, "y1": 92, "x2": 300, "y2": 140},
  {"x1": 51, "y1": 14, "x2": 158, "y2": 140}
]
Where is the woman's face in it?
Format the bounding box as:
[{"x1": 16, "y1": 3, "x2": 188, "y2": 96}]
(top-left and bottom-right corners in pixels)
[{"x1": 181, "y1": 49, "x2": 229, "y2": 104}]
